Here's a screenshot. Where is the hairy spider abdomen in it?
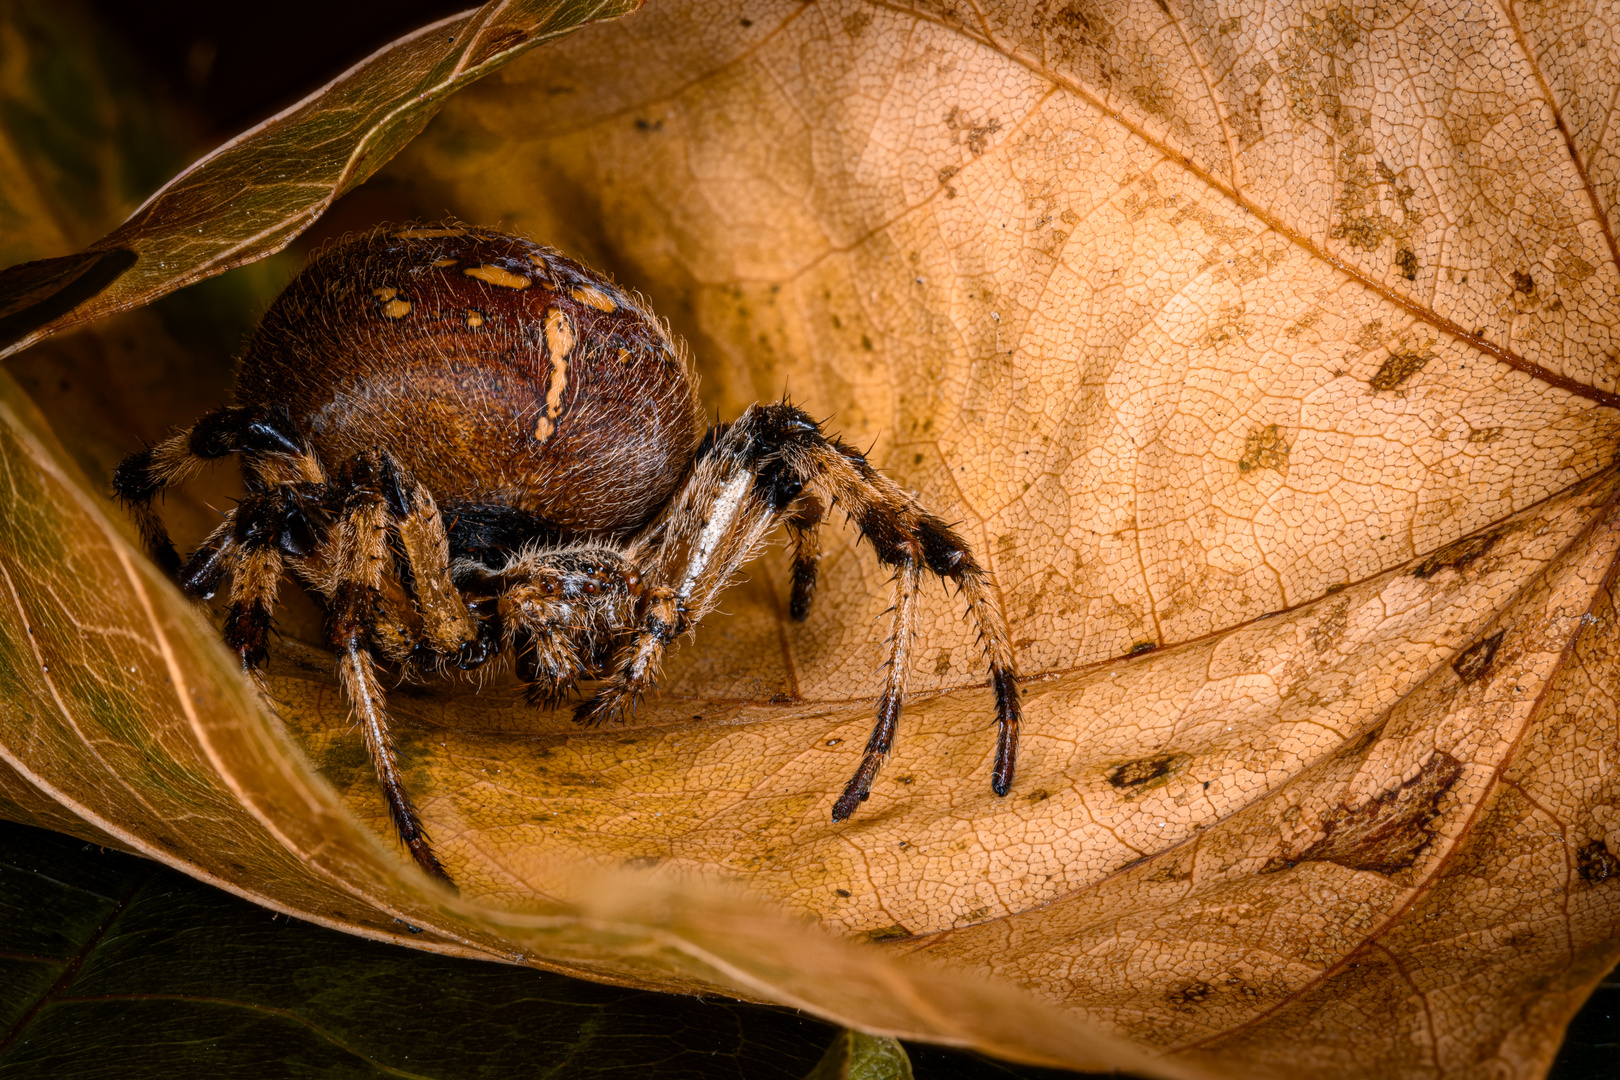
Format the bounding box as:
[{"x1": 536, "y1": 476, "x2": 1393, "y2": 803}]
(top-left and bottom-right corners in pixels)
[{"x1": 235, "y1": 226, "x2": 699, "y2": 534}]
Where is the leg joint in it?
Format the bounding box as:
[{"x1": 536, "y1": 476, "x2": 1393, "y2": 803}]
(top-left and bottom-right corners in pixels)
[{"x1": 190, "y1": 405, "x2": 305, "y2": 459}]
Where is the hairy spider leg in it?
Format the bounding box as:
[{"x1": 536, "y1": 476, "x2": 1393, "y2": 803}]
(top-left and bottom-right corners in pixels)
[
  {"x1": 363, "y1": 452, "x2": 479, "y2": 663},
  {"x1": 785, "y1": 493, "x2": 824, "y2": 621},
  {"x1": 773, "y1": 427, "x2": 1021, "y2": 815},
  {"x1": 326, "y1": 462, "x2": 450, "y2": 883},
  {"x1": 220, "y1": 493, "x2": 288, "y2": 671},
  {"x1": 152, "y1": 421, "x2": 329, "y2": 671},
  {"x1": 113, "y1": 404, "x2": 309, "y2": 575},
  {"x1": 835, "y1": 559, "x2": 922, "y2": 817}
]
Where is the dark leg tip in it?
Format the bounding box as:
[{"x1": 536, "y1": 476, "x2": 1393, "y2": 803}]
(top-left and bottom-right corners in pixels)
[
  {"x1": 832, "y1": 783, "x2": 870, "y2": 822},
  {"x1": 572, "y1": 694, "x2": 611, "y2": 726},
  {"x1": 408, "y1": 840, "x2": 455, "y2": 888},
  {"x1": 992, "y1": 775, "x2": 1012, "y2": 797}
]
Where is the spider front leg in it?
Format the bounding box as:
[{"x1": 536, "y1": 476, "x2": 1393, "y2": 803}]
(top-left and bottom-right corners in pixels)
[
  {"x1": 325, "y1": 476, "x2": 450, "y2": 883},
  {"x1": 114, "y1": 403, "x2": 308, "y2": 575}
]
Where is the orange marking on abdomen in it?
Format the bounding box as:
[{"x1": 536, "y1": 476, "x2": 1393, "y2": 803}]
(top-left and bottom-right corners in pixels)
[
  {"x1": 570, "y1": 284, "x2": 616, "y2": 312},
  {"x1": 465, "y1": 265, "x2": 531, "y2": 289},
  {"x1": 533, "y1": 307, "x2": 574, "y2": 442}
]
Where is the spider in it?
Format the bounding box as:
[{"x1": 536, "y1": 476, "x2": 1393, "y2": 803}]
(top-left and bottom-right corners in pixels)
[{"x1": 114, "y1": 225, "x2": 1021, "y2": 883}]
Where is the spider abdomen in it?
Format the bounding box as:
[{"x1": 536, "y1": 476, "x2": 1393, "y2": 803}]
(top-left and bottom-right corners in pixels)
[{"x1": 235, "y1": 226, "x2": 699, "y2": 534}]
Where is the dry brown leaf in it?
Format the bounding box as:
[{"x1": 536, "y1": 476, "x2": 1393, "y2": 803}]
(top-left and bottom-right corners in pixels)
[{"x1": 2, "y1": 1, "x2": 1620, "y2": 1078}]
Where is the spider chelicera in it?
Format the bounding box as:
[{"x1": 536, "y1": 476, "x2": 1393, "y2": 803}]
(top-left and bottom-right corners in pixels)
[{"x1": 114, "y1": 225, "x2": 1021, "y2": 883}]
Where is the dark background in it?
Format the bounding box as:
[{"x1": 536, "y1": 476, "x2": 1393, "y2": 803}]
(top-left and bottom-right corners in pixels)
[{"x1": 4, "y1": 2, "x2": 1609, "y2": 1076}]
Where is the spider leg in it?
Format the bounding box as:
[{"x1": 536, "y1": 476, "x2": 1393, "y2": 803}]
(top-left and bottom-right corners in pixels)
[
  {"x1": 113, "y1": 404, "x2": 307, "y2": 575},
  {"x1": 767, "y1": 407, "x2": 1021, "y2": 805},
  {"x1": 578, "y1": 417, "x2": 784, "y2": 723},
  {"x1": 366, "y1": 453, "x2": 479, "y2": 664},
  {"x1": 785, "y1": 493, "x2": 824, "y2": 621},
  {"x1": 832, "y1": 559, "x2": 921, "y2": 819},
  {"x1": 326, "y1": 467, "x2": 449, "y2": 883},
  {"x1": 219, "y1": 491, "x2": 292, "y2": 671},
  {"x1": 173, "y1": 483, "x2": 318, "y2": 671}
]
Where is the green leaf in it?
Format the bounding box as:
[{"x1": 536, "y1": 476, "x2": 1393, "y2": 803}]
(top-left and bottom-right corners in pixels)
[
  {"x1": 802, "y1": 1030, "x2": 914, "y2": 1080},
  {"x1": 0, "y1": 0, "x2": 641, "y2": 359}
]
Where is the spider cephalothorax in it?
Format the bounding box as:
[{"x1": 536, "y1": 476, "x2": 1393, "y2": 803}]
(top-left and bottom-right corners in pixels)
[{"x1": 115, "y1": 225, "x2": 1021, "y2": 883}]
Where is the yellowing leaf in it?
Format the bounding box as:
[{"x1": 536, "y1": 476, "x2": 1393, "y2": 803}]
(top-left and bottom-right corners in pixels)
[{"x1": 3, "y1": 1, "x2": 1620, "y2": 1078}]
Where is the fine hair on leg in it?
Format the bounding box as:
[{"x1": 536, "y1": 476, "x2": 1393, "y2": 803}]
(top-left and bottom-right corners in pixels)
[
  {"x1": 832, "y1": 558, "x2": 921, "y2": 819},
  {"x1": 325, "y1": 461, "x2": 450, "y2": 882}
]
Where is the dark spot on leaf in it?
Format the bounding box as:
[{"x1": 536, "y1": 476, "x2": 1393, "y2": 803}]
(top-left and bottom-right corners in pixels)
[
  {"x1": 1511, "y1": 270, "x2": 1535, "y2": 295},
  {"x1": 477, "y1": 29, "x2": 529, "y2": 57},
  {"x1": 1026, "y1": 788, "x2": 1050, "y2": 802},
  {"x1": 835, "y1": 888, "x2": 851, "y2": 897},
  {"x1": 1369, "y1": 350, "x2": 1431, "y2": 390},
  {"x1": 1395, "y1": 247, "x2": 1417, "y2": 280},
  {"x1": 1147, "y1": 861, "x2": 1192, "y2": 883},
  {"x1": 1261, "y1": 752, "x2": 1463, "y2": 876},
  {"x1": 1238, "y1": 423, "x2": 1289, "y2": 473},
  {"x1": 1168, "y1": 980, "x2": 1212, "y2": 1005},
  {"x1": 1412, "y1": 527, "x2": 1505, "y2": 579},
  {"x1": 1577, "y1": 841, "x2": 1618, "y2": 885},
  {"x1": 1127, "y1": 640, "x2": 1158, "y2": 656},
  {"x1": 1452, "y1": 630, "x2": 1505, "y2": 683},
  {"x1": 1108, "y1": 753, "x2": 1179, "y2": 789},
  {"x1": 867, "y1": 924, "x2": 913, "y2": 942}
]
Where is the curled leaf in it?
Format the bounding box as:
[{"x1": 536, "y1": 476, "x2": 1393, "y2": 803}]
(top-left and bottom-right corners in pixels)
[
  {"x1": 0, "y1": 0, "x2": 641, "y2": 358},
  {"x1": 3, "y1": 0, "x2": 1620, "y2": 1077}
]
